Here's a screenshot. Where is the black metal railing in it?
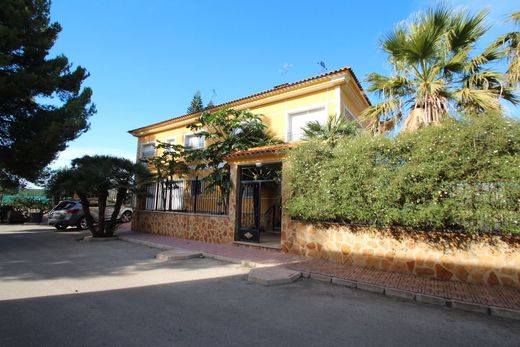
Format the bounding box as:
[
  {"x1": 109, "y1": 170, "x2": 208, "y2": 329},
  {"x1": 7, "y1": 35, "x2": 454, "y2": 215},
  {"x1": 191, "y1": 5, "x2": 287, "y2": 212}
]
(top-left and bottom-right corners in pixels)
[{"x1": 144, "y1": 179, "x2": 228, "y2": 215}]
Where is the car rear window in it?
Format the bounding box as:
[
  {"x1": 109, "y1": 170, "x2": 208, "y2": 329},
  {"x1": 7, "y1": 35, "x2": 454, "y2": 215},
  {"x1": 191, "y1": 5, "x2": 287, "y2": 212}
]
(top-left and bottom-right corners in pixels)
[{"x1": 54, "y1": 201, "x2": 77, "y2": 210}]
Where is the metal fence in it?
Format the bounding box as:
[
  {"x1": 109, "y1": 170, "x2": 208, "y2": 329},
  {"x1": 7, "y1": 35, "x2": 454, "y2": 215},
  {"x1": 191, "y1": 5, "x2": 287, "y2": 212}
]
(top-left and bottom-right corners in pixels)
[{"x1": 144, "y1": 179, "x2": 228, "y2": 215}]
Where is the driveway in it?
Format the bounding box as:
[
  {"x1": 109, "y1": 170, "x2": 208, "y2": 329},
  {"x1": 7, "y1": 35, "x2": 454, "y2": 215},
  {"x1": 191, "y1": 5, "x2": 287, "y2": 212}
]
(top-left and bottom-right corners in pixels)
[{"x1": 0, "y1": 224, "x2": 518, "y2": 347}]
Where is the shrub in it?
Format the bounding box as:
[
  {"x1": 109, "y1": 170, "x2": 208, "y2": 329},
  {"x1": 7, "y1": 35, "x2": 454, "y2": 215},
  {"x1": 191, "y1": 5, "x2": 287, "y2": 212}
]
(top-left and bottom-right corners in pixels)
[{"x1": 284, "y1": 115, "x2": 520, "y2": 234}]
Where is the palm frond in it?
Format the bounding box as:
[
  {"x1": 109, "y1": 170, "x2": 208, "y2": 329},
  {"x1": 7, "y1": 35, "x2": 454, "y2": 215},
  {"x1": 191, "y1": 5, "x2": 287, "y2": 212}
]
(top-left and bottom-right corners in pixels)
[
  {"x1": 360, "y1": 98, "x2": 403, "y2": 133},
  {"x1": 453, "y1": 88, "x2": 501, "y2": 114}
]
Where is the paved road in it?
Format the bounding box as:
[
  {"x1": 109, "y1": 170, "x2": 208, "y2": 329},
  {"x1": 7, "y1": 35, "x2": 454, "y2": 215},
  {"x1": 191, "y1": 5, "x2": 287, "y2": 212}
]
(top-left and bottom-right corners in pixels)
[{"x1": 0, "y1": 225, "x2": 518, "y2": 347}]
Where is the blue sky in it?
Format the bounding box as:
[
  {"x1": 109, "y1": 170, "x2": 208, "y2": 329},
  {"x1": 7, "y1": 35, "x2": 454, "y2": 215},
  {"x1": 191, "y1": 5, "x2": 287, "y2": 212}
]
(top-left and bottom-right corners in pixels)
[{"x1": 48, "y1": 0, "x2": 519, "y2": 168}]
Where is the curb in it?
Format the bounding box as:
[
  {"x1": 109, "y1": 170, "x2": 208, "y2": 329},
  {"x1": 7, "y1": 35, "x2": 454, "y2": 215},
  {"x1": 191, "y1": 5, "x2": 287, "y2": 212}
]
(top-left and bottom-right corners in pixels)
[
  {"x1": 119, "y1": 235, "x2": 261, "y2": 268},
  {"x1": 118, "y1": 235, "x2": 520, "y2": 321},
  {"x1": 82, "y1": 235, "x2": 119, "y2": 242},
  {"x1": 306, "y1": 274, "x2": 519, "y2": 321},
  {"x1": 118, "y1": 236, "x2": 175, "y2": 250}
]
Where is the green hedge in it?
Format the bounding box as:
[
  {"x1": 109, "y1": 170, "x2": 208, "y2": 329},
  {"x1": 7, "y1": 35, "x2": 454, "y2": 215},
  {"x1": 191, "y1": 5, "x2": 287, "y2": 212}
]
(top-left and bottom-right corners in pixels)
[{"x1": 284, "y1": 115, "x2": 520, "y2": 234}]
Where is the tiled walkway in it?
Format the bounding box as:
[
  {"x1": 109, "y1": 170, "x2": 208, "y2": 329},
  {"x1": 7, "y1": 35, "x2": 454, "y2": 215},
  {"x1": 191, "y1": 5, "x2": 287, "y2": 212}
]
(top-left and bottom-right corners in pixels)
[{"x1": 117, "y1": 228, "x2": 520, "y2": 312}]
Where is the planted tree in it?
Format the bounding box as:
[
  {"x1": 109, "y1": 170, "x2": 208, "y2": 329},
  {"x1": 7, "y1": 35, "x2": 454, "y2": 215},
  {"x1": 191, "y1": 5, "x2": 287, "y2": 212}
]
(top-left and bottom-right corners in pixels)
[
  {"x1": 362, "y1": 4, "x2": 517, "y2": 133},
  {"x1": 47, "y1": 155, "x2": 150, "y2": 237},
  {"x1": 187, "y1": 108, "x2": 280, "y2": 210},
  {"x1": 0, "y1": 0, "x2": 95, "y2": 188}
]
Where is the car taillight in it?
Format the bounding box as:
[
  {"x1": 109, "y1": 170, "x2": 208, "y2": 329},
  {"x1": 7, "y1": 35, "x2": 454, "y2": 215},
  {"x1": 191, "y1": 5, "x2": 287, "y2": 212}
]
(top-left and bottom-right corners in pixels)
[{"x1": 67, "y1": 209, "x2": 81, "y2": 214}]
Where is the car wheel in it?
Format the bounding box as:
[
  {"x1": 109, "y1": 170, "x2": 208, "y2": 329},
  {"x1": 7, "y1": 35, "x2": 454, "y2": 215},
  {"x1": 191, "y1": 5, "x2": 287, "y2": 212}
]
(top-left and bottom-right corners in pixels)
[
  {"x1": 120, "y1": 211, "x2": 132, "y2": 223},
  {"x1": 55, "y1": 225, "x2": 68, "y2": 231},
  {"x1": 77, "y1": 217, "x2": 88, "y2": 230}
]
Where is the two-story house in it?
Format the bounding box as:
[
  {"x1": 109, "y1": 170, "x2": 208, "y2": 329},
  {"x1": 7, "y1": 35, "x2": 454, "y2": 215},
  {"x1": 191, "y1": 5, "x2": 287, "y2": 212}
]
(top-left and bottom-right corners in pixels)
[{"x1": 128, "y1": 66, "x2": 370, "y2": 249}]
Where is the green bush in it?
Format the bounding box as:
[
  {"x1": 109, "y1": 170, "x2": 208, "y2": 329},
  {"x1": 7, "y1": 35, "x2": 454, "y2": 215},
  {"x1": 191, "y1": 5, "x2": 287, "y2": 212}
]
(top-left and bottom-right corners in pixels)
[{"x1": 284, "y1": 115, "x2": 520, "y2": 234}]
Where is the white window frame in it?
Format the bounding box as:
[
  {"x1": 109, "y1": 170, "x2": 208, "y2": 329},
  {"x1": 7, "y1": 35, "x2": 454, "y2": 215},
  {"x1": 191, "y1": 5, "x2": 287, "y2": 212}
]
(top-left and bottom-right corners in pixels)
[
  {"x1": 285, "y1": 103, "x2": 328, "y2": 142},
  {"x1": 184, "y1": 132, "x2": 205, "y2": 149},
  {"x1": 165, "y1": 137, "x2": 176, "y2": 145},
  {"x1": 140, "y1": 141, "x2": 155, "y2": 159}
]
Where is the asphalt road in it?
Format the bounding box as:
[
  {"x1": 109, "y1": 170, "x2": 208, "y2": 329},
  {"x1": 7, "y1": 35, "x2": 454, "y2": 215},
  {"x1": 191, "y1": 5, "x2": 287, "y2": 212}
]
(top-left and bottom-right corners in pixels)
[{"x1": 0, "y1": 224, "x2": 518, "y2": 347}]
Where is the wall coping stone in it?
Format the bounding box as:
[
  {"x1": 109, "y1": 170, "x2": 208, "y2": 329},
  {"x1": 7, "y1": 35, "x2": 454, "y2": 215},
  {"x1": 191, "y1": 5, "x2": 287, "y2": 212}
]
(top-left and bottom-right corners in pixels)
[{"x1": 136, "y1": 210, "x2": 229, "y2": 218}]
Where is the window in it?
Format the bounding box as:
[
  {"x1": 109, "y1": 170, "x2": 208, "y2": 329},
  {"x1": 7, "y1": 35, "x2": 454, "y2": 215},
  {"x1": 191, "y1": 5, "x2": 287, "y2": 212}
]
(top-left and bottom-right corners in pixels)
[
  {"x1": 145, "y1": 183, "x2": 157, "y2": 210},
  {"x1": 190, "y1": 180, "x2": 203, "y2": 196},
  {"x1": 165, "y1": 137, "x2": 176, "y2": 145},
  {"x1": 287, "y1": 106, "x2": 327, "y2": 141},
  {"x1": 141, "y1": 142, "x2": 155, "y2": 159},
  {"x1": 184, "y1": 133, "x2": 205, "y2": 149}
]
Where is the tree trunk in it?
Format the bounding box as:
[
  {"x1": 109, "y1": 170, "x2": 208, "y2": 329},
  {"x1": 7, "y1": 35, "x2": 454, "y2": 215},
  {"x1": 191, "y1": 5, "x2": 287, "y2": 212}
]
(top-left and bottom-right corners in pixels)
[
  {"x1": 106, "y1": 188, "x2": 127, "y2": 236},
  {"x1": 78, "y1": 193, "x2": 96, "y2": 235},
  {"x1": 97, "y1": 190, "x2": 108, "y2": 237}
]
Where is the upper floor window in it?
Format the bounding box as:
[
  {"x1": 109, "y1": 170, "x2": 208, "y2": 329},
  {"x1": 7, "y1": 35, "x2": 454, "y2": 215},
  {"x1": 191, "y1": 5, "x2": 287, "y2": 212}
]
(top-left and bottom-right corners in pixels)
[
  {"x1": 287, "y1": 106, "x2": 327, "y2": 141},
  {"x1": 141, "y1": 142, "x2": 155, "y2": 159},
  {"x1": 184, "y1": 133, "x2": 205, "y2": 149}
]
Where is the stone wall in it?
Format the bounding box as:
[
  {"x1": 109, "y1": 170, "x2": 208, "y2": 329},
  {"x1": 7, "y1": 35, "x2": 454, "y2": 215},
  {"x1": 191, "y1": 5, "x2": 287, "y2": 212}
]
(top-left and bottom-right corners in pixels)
[
  {"x1": 132, "y1": 210, "x2": 234, "y2": 244},
  {"x1": 282, "y1": 217, "x2": 520, "y2": 289}
]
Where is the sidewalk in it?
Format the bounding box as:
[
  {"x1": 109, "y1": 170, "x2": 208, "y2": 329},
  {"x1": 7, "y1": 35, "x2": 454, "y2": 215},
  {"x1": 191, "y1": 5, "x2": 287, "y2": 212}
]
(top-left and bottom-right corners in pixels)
[{"x1": 117, "y1": 227, "x2": 520, "y2": 320}]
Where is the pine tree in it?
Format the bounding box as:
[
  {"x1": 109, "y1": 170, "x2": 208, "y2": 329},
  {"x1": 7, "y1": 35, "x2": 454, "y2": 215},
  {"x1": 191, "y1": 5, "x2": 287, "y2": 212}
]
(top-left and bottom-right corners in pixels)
[
  {"x1": 0, "y1": 0, "x2": 95, "y2": 188},
  {"x1": 187, "y1": 91, "x2": 204, "y2": 113}
]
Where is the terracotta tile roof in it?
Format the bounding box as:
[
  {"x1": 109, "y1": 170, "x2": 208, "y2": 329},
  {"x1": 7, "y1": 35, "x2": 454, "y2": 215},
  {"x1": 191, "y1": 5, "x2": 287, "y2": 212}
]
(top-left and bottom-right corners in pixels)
[
  {"x1": 224, "y1": 143, "x2": 293, "y2": 160},
  {"x1": 129, "y1": 66, "x2": 371, "y2": 135}
]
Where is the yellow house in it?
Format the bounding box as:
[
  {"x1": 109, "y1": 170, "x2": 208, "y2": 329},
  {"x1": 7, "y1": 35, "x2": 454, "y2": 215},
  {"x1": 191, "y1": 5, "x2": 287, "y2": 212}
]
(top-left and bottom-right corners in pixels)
[{"x1": 128, "y1": 66, "x2": 370, "y2": 248}]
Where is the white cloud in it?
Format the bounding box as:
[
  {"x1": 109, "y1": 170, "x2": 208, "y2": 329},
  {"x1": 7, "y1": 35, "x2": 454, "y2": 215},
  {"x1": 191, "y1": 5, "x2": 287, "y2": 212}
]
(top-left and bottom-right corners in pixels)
[{"x1": 50, "y1": 146, "x2": 136, "y2": 169}]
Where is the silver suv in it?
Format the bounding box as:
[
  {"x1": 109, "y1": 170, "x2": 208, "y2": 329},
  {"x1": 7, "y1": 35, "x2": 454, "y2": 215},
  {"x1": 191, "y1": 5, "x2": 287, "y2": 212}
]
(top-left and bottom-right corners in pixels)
[{"x1": 48, "y1": 200, "x2": 133, "y2": 230}]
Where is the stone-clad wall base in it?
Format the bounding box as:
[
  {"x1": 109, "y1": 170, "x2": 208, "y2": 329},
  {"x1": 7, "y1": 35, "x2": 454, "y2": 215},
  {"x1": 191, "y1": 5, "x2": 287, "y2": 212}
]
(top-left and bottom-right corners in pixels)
[
  {"x1": 282, "y1": 218, "x2": 520, "y2": 289},
  {"x1": 132, "y1": 210, "x2": 234, "y2": 244}
]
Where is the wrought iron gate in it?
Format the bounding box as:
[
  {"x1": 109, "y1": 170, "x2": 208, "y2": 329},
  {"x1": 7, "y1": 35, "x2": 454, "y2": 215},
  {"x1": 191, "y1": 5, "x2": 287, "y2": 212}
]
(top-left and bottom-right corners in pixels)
[
  {"x1": 236, "y1": 163, "x2": 282, "y2": 243},
  {"x1": 238, "y1": 182, "x2": 261, "y2": 242}
]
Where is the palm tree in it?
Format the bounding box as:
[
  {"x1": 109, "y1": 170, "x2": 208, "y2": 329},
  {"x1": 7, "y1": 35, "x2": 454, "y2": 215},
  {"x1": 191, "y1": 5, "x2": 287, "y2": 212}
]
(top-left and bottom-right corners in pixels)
[
  {"x1": 302, "y1": 113, "x2": 360, "y2": 144},
  {"x1": 488, "y1": 12, "x2": 520, "y2": 87},
  {"x1": 362, "y1": 4, "x2": 518, "y2": 133}
]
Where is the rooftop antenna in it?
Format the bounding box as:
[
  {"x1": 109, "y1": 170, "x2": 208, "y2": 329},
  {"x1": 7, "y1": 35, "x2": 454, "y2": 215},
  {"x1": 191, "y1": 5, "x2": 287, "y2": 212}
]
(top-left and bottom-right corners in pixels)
[{"x1": 318, "y1": 61, "x2": 327, "y2": 73}]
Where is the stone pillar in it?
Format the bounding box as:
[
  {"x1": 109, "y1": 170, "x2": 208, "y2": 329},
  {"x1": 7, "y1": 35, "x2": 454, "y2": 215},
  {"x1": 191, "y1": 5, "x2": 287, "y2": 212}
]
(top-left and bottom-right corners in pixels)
[{"x1": 228, "y1": 163, "x2": 238, "y2": 241}]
